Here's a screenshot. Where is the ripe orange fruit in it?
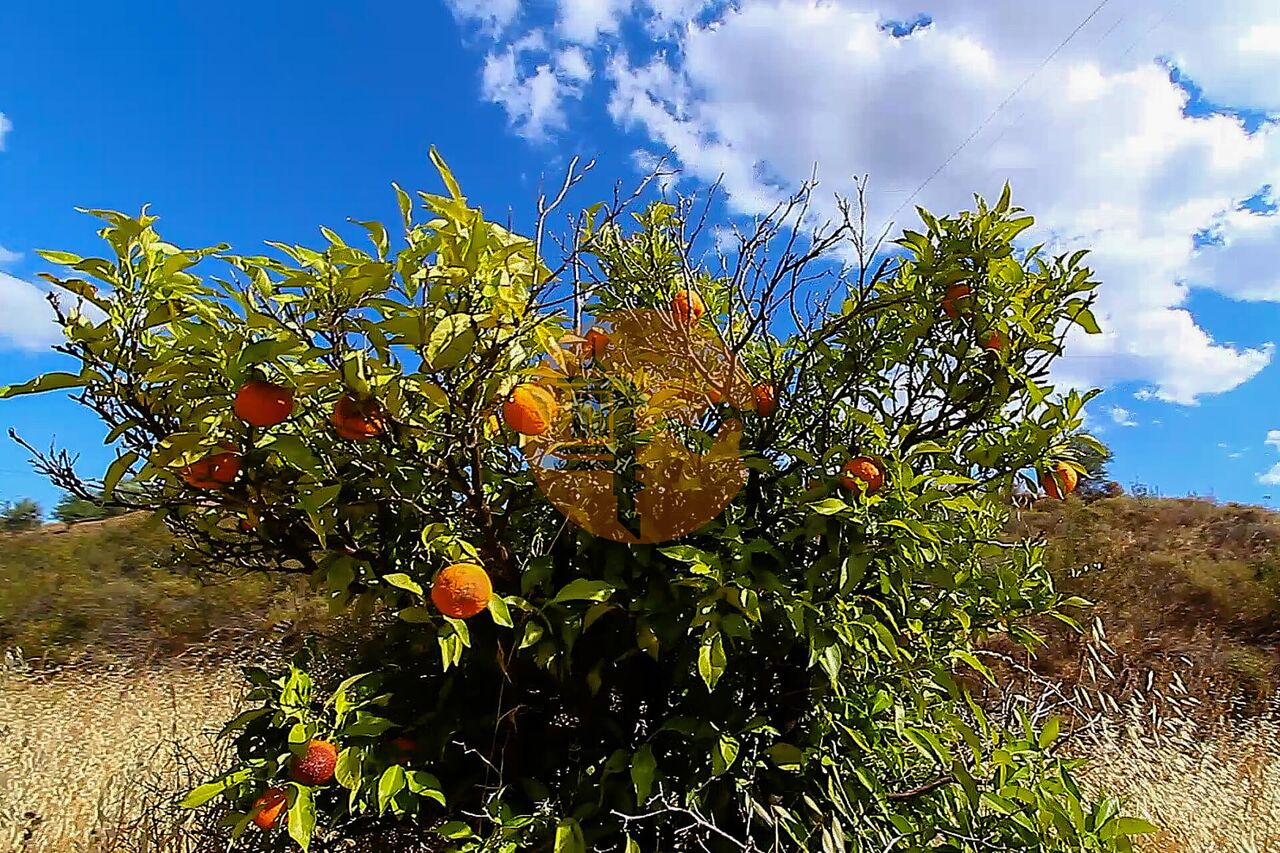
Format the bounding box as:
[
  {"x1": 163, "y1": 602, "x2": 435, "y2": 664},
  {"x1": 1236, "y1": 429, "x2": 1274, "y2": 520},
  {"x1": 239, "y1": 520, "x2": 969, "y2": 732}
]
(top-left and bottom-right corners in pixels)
[
  {"x1": 252, "y1": 786, "x2": 288, "y2": 830},
  {"x1": 753, "y1": 384, "x2": 777, "y2": 417},
  {"x1": 981, "y1": 330, "x2": 1005, "y2": 351},
  {"x1": 181, "y1": 444, "x2": 240, "y2": 490},
  {"x1": 1040, "y1": 461, "x2": 1079, "y2": 500},
  {"x1": 289, "y1": 739, "x2": 339, "y2": 786},
  {"x1": 941, "y1": 284, "x2": 972, "y2": 319},
  {"x1": 431, "y1": 563, "x2": 493, "y2": 619},
  {"x1": 707, "y1": 385, "x2": 724, "y2": 405},
  {"x1": 581, "y1": 327, "x2": 610, "y2": 361},
  {"x1": 841, "y1": 456, "x2": 885, "y2": 496},
  {"x1": 332, "y1": 395, "x2": 386, "y2": 441},
  {"x1": 503, "y1": 384, "x2": 558, "y2": 436},
  {"x1": 234, "y1": 380, "x2": 294, "y2": 427},
  {"x1": 671, "y1": 289, "x2": 706, "y2": 324}
]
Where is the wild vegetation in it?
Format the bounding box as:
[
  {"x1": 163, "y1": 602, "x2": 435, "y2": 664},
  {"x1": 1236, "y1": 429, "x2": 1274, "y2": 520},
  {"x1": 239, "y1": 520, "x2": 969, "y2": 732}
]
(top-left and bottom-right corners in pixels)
[
  {"x1": 4, "y1": 495, "x2": 1280, "y2": 852},
  {"x1": 2, "y1": 149, "x2": 1155, "y2": 851}
]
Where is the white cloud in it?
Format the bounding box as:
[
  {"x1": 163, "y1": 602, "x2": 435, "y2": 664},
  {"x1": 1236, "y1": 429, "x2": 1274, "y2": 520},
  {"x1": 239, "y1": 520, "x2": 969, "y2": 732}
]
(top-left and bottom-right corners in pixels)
[
  {"x1": 0, "y1": 272, "x2": 61, "y2": 351},
  {"x1": 1109, "y1": 405, "x2": 1137, "y2": 427},
  {"x1": 1185, "y1": 204, "x2": 1280, "y2": 301},
  {"x1": 557, "y1": 46, "x2": 592, "y2": 82},
  {"x1": 0, "y1": 246, "x2": 21, "y2": 266},
  {"x1": 558, "y1": 0, "x2": 634, "y2": 43},
  {"x1": 0, "y1": 113, "x2": 10, "y2": 150},
  {"x1": 1259, "y1": 431, "x2": 1280, "y2": 483},
  {"x1": 475, "y1": 29, "x2": 594, "y2": 140},
  {"x1": 444, "y1": 0, "x2": 520, "y2": 33},
  {"x1": 456, "y1": 0, "x2": 1280, "y2": 404}
]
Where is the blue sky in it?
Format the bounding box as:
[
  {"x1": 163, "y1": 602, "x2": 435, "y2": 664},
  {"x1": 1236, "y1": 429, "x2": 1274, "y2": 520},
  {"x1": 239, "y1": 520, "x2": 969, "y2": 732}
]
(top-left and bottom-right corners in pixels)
[{"x1": 3, "y1": 1, "x2": 1280, "y2": 512}]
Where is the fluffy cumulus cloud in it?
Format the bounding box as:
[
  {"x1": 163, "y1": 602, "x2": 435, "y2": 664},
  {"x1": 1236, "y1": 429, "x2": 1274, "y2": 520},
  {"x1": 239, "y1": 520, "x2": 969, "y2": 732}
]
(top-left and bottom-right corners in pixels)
[
  {"x1": 1185, "y1": 200, "x2": 1280, "y2": 301},
  {"x1": 469, "y1": 28, "x2": 596, "y2": 139},
  {"x1": 0, "y1": 272, "x2": 61, "y2": 351},
  {"x1": 453, "y1": 0, "x2": 1280, "y2": 404},
  {"x1": 0, "y1": 246, "x2": 21, "y2": 266}
]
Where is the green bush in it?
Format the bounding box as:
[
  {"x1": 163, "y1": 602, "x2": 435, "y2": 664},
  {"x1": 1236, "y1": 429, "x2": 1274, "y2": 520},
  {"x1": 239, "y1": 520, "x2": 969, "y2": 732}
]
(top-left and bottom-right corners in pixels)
[
  {"x1": 1, "y1": 498, "x2": 43, "y2": 531},
  {"x1": 2, "y1": 151, "x2": 1153, "y2": 850}
]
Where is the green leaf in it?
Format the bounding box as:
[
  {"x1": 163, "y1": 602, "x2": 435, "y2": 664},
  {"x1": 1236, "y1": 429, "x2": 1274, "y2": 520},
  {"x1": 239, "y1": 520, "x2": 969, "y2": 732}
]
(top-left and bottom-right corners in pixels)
[
  {"x1": 0, "y1": 372, "x2": 86, "y2": 399},
  {"x1": 711, "y1": 733, "x2": 740, "y2": 776},
  {"x1": 553, "y1": 817, "x2": 586, "y2": 853},
  {"x1": 351, "y1": 219, "x2": 390, "y2": 259},
  {"x1": 343, "y1": 712, "x2": 394, "y2": 738},
  {"x1": 766, "y1": 743, "x2": 805, "y2": 771},
  {"x1": 335, "y1": 747, "x2": 363, "y2": 791},
  {"x1": 949, "y1": 650, "x2": 996, "y2": 686},
  {"x1": 429, "y1": 146, "x2": 465, "y2": 202},
  {"x1": 1038, "y1": 716, "x2": 1061, "y2": 750},
  {"x1": 808, "y1": 497, "x2": 851, "y2": 515},
  {"x1": 378, "y1": 765, "x2": 407, "y2": 814},
  {"x1": 425, "y1": 314, "x2": 477, "y2": 371},
  {"x1": 383, "y1": 573, "x2": 424, "y2": 595},
  {"x1": 625, "y1": 836, "x2": 641, "y2": 853},
  {"x1": 102, "y1": 450, "x2": 139, "y2": 497},
  {"x1": 550, "y1": 579, "x2": 616, "y2": 604},
  {"x1": 180, "y1": 781, "x2": 228, "y2": 809},
  {"x1": 488, "y1": 594, "x2": 514, "y2": 627},
  {"x1": 36, "y1": 249, "x2": 85, "y2": 266},
  {"x1": 397, "y1": 606, "x2": 435, "y2": 624},
  {"x1": 392, "y1": 182, "x2": 413, "y2": 228},
  {"x1": 436, "y1": 821, "x2": 475, "y2": 840},
  {"x1": 287, "y1": 785, "x2": 316, "y2": 852},
  {"x1": 219, "y1": 708, "x2": 269, "y2": 737},
  {"x1": 405, "y1": 770, "x2": 446, "y2": 805},
  {"x1": 658, "y1": 544, "x2": 714, "y2": 564},
  {"x1": 1110, "y1": 817, "x2": 1160, "y2": 836},
  {"x1": 631, "y1": 744, "x2": 656, "y2": 805},
  {"x1": 698, "y1": 632, "x2": 726, "y2": 691},
  {"x1": 1070, "y1": 305, "x2": 1102, "y2": 335}
]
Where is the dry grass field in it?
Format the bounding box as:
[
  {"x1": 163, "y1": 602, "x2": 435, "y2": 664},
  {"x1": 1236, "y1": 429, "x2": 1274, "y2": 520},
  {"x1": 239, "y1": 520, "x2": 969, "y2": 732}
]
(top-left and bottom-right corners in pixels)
[
  {"x1": 3, "y1": 655, "x2": 1278, "y2": 853},
  {"x1": 0, "y1": 655, "x2": 241, "y2": 853},
  {"x1": 4, "y1": 497, "x2": 1280, "y2": 852}
]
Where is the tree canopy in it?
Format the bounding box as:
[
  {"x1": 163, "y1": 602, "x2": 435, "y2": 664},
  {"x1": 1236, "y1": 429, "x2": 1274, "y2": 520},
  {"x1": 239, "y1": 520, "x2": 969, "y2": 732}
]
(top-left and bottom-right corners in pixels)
[{"x1": 0, "y1": 150, "x2": 1147, "y2": 851}]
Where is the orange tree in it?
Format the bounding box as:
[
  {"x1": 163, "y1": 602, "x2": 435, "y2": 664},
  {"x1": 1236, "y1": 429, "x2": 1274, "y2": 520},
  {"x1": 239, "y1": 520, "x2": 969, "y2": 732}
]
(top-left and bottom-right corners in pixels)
[{"x1": 2, "y1": 150, "x2": 1145, "y2": 851}]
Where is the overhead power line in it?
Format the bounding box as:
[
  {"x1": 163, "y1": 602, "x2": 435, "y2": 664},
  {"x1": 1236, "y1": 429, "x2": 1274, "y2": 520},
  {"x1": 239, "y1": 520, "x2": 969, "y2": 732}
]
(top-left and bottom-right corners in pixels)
[{"x1": 878, "y1": 0, "x2": 1114, "y2": 234}]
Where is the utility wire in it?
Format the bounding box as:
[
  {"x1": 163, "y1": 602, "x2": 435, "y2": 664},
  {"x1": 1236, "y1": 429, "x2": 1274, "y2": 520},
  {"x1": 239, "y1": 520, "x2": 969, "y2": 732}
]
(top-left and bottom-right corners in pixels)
[{"x1": 876, "y1": 0, "x2": 1114, "y2": 236}]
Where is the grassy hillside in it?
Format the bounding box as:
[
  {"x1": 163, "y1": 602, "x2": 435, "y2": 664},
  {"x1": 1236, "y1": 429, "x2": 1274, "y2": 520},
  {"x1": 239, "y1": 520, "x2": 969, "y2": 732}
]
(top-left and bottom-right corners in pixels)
[
  {"x1": 0, "y1": 514, "x2": 331, "y2": 665},
  {"x1": 1013, "y1": 495, "x2": 1280, "y2": 710},
  {"x1": 5, "y1": 495, "x2": 1278, "y2": 705}
]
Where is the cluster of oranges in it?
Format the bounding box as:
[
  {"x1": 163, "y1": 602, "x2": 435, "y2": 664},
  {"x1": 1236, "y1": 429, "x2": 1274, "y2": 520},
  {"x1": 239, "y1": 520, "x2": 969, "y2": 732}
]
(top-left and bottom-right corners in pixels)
[
  {"x1": 250, "y1": 733, "x2": 427, "y2": 829},
  {"x1": 940, "y1": 284, "x2": 1077, "y2": 498},
  {"x1": 180, "y1": 380, "x2": 387, "y2": 491},
  {"x1": 251, "y1": 739, "x2": 339, "y2": 829},
  {"x1": 500, "y1": 289, "x2": 779, "y2": 441},
  {"x1": 940, "y1": 283, "x2": 1004, "y2": 353},
  {"x1": 244, "y1": 564, "x2": 486, "y2": 833}
]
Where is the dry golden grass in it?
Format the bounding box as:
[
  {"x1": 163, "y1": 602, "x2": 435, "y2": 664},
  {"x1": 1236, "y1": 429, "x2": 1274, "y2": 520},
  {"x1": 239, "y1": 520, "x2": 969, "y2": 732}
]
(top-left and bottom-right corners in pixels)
[
  {"x1": 4, "y1": 657, "x2": 1279, "y2": 852},
  {"x1": 1079, "y1": 707, "x2": 1280, "y2": 853},
  {"x1": 0, "y1": 653, "x2": 244, "y2": 853}
]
